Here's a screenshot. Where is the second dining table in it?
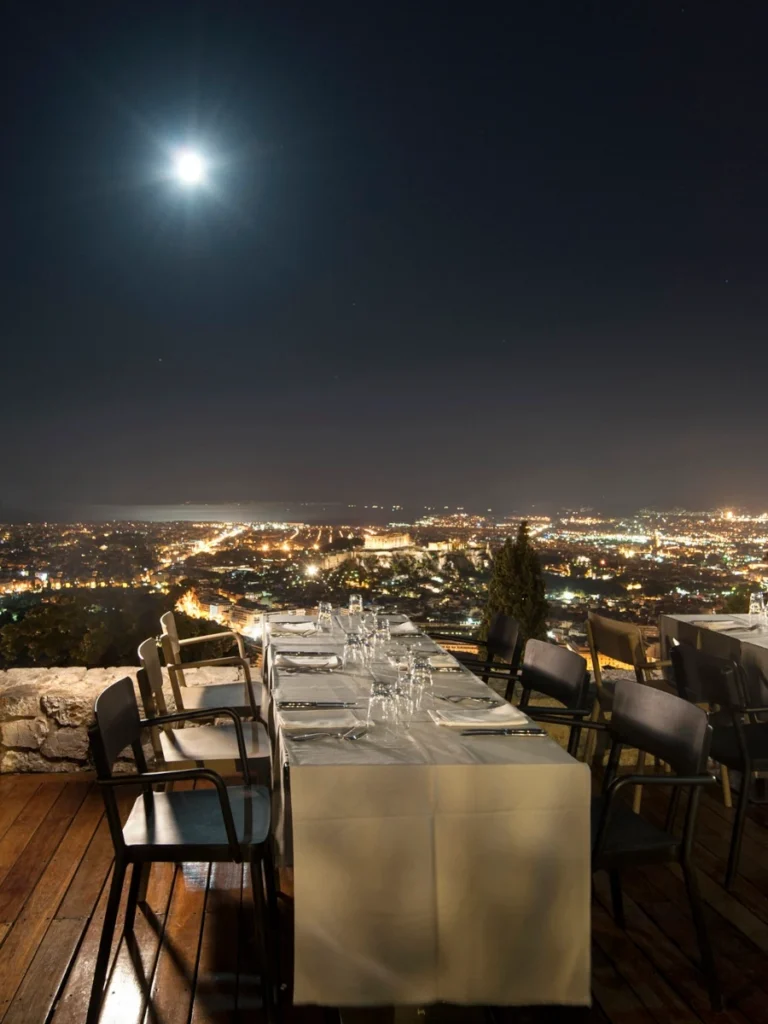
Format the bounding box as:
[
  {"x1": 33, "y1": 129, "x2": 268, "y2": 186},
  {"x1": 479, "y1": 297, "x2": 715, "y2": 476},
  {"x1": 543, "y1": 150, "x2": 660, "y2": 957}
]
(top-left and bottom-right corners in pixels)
[{"x1": 262, "y1": 609, "x2": 591, "y2": 1009}]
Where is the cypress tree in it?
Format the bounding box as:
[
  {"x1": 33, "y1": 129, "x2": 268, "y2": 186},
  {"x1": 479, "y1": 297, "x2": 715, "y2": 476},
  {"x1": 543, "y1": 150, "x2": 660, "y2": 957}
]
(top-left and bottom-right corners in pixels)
[{"x1": 482, "y1": 520, "x2": 548, "y2": 644}]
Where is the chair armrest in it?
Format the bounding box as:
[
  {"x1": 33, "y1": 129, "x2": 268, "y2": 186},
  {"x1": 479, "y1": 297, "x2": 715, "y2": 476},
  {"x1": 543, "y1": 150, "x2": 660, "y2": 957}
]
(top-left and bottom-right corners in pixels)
[
  {"x1": 98, "y1": 766, "x2": 243, "y2": 860},
  {"x1": 592, "y1": 771, "x2": 716, "y2": 860},
  {"x1": 735, "y1": 705, "x2": 768, "y2": 715},
  {"x1": 426, "y1": 632, "x2": 480, "y2": 646},
  {"x1": 637, "y1": 659, "x2": 672, "y2": 671},
  {"x1": 141, "y1": 707, "x2": 251, "y2": 784},
  {"x1": 523, "y1": 706, "x2": 593, "y2": 718},
  {"x1": 529, "y1": 713, "x2": 608, "y2": 730},
  {"x1": 179, "y1": 631, "x2": 245, "y2": 657},
  {"x1": 166, "y1": 655, "x2": 252, "y2": 682}
]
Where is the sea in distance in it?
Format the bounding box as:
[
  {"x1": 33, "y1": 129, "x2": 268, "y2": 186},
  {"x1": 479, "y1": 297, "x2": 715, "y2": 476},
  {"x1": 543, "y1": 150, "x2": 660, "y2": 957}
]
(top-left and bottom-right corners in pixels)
[{"x1": 0, "y1": 501, "x2": 475, "y2": 526}]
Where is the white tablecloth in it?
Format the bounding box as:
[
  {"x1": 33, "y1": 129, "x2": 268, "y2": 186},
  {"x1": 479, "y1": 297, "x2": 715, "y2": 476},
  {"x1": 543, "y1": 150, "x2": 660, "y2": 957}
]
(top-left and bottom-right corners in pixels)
[
  {"x1": 660, "y1": 613, "x2": 768, "y2": 705},
  {"x1": 264, "y1": 611, "x2": 591, "y2": 1007}
]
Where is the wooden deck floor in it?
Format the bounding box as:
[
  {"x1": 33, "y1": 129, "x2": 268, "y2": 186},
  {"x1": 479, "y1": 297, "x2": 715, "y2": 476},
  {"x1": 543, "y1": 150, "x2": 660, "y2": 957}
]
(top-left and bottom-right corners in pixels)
[{"x1": 0, "y1": 773, "x2": 768, "y2": 1024}]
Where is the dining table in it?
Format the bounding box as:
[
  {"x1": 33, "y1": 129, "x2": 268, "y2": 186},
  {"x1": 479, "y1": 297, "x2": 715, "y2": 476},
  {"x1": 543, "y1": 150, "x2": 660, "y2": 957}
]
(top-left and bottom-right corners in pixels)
[
  {"x1": 262, "y1": 609, "x2": 591, "y2": 1009},
  {"x1": 660, "y1": 612, "x2": 768, "y2": 705}
]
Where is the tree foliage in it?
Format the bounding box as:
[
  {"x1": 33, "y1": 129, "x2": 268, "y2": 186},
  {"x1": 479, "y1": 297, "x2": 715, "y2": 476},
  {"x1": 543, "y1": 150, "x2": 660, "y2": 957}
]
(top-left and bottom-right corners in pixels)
[
  {"x1": 481, "y1": 521, "x2": 548, "y2": 644},
  {"x1": 0, "y1": 589, "x2": 231, "y2": 668}
]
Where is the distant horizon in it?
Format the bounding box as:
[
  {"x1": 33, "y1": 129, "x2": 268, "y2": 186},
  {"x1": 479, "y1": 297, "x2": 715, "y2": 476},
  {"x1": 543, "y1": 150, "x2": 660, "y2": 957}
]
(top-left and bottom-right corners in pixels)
[{"x1": 1, "y1": 500, "x2": 766, "y2": 526}]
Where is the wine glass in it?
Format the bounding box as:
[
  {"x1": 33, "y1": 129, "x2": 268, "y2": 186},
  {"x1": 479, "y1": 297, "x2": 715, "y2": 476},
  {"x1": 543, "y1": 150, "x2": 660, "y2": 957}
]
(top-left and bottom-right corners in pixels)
[{"x1": 349, "y1": 594, "x2": 364, "y2": 617}]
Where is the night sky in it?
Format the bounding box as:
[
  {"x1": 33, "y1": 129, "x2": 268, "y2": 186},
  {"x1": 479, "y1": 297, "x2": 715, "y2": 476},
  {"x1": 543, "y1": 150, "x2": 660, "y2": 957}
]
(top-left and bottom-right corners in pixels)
[{"x1": 2, "y1": 1, "x2": 767, "y2": 517}]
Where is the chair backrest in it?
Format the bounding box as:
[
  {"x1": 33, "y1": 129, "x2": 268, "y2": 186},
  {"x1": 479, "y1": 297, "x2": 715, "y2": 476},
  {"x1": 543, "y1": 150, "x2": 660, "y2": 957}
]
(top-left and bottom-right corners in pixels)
[
  {"x1": 587, "y1": 612, "x2": 645, "y2": 670},
  {"x1": 91, "y1": 677, "x2": 145, "y2": 775},
  {"x1": 486, "y1": 611, "x2": 520, "y2": 663},
  {"x1": 670, "y1": 642, "x2": 742, "y2": 710},
  {"x1": 160, "y1": 612, "x2": 189, "y2": 693},
  {"x1": 160, "y1": 610, "x2": 180, "y2": 644},
  {"x1": 610, "y1": 679, "x2": 712, "y2": 776},
  {"x1": 137, "y1": 638, "x2": 171, "y2": 716},
  {"x1": 518, "y1": 639, "x2": 589, "y2": 708}
]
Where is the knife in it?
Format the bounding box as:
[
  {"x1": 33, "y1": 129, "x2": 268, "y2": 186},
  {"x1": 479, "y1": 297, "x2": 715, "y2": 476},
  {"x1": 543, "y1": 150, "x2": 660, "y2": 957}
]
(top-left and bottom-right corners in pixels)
[
  {"x1": 278, "y1": 700, "x2": 357, "y2": 709},
  {"x1": 459, "y1": 727, "x2": 546, "y2": 736}
]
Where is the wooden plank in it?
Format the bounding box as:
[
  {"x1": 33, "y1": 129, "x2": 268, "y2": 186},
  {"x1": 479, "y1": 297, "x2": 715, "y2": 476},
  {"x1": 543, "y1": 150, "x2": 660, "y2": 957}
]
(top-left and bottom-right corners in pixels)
[
  {"x1": 630, "y1": 865, "x2": 768, "y2": 1024},
  {"x1": 592, "y1": 900, "x2": 703, "y2": 1023},
  {"x1": 55, "y1": 813, "x2": 113, "y2": 920},
  {"x1": 50, "y1": 864, "x2": 120, "y2": 1024},
  {"x1": 144, "y1": 862, "x2": 209, "y2": 1024},
  {"x1": 95, "y1": 785, "x2": 194, "y2": 1024},
  {"x1": 591, "y1": 943, "x2": 659, "y2": 1024},
  {"x1": 237, "y1": 862, "x2": 262, "y2": 1021},
  {"x1": 593, "y1": 872, "x2": 749, "y2": 1024},
  {"x1": 0, "y1": 785, "x2": 103, "y2": 1016},
  {"x1": 191, "y1": 863, "x2": 242, "y2": 1024},
  {"x1": 0, "y1": 781, "x2": 90, "y2": 923},
  {"x1": 0, "y1": 776, "x2": 41, "y2": 845},
  {"x1": 0, "y1": 781, "x2": 66, "y2": 890},
  {"x1": 3, "y1": 917, "x2": 86, "y2": 1024}
]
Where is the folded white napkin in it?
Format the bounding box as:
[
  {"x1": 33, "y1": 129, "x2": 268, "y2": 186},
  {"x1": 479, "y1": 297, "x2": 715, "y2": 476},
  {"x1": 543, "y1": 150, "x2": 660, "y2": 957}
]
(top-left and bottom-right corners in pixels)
[
  {"x1": 276, "y1": 654, "x2": 341, "y2": 670},
  {"x1": 279, "y1": 709, "x2": 357, "y2": 732},
  {"x1": 428, "y1": 703, "x2": 529, "y2": 729},
  {"x1": 271, "y1": 620, "x2": 317, "y2": 636},
  {"x1": 429, "y1": 654, "x2": 459, "y2": 670},
  {"x1": 700, "y1": 620, "x2": 740, "y2": 632},
  {"x1": 390, "y1": 621, "x2": 419, "y2": 635}
]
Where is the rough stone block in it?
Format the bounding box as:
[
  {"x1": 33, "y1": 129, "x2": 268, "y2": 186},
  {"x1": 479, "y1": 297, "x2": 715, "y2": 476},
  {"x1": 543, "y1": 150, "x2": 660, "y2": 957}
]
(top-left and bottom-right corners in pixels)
[
  {"x1": 41, "y1": 693, "x2": 95, "y2": 727},
  {"x1": 0, "y1": 718, "x2": 49, "y2": 750},
  {"x1": 1, "y1": 749, "x2": 80, "y2": 773},
  {"x1": 0, "y1": 685, "x2": 43, "y2": 720},
  {"x1": 41, "y1": 726, "x2": 90, "y2": 762}
]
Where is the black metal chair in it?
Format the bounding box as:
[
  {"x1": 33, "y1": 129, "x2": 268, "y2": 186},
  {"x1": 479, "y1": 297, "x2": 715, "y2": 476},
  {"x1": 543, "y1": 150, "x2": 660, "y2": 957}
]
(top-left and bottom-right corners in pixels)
[
  {"x1": 86, "y1": 676, "x2": 278, "y2": 1024},
  {"x1": 428, "y1": 611, "x2": 520, "y2": 686},
  {"x1": 159, "y1": 610, "x2": 259, "y2": 716},
  {"x1": 511, "y1": 639, "x2": 591, "y2": 756},
  {"x1": 589, "y1": 680, "x2": 721, "y2": 1010},
  {"x1": 670, "y1": 640, "x2": 768, "y2": 889},
  {"x1": 137, "y1": 637, "x2": 271, "y2": 780}
]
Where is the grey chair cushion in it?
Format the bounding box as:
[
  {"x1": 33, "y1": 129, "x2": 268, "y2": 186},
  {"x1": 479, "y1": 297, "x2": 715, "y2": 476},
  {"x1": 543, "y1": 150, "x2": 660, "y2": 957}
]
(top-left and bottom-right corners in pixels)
[
  {"x1": 123, "y1": 783, "x2": 271, "y2": 851},
  {"x1": 159, "y1": 721, "x2": 270, "y2": 764}
]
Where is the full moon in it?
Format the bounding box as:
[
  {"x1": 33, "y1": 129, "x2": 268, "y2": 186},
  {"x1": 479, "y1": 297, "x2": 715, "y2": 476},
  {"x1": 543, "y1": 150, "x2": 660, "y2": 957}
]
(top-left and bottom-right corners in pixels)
[{"x1": 173, "y1": 149, "x2": 206, "y2": 186}]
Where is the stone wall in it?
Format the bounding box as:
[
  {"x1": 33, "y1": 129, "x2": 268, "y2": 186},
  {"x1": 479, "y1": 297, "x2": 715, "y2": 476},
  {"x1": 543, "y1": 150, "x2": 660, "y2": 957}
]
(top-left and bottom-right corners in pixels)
[{"x1": 0, "y1": 666, "x2": 240, "y2": 773}]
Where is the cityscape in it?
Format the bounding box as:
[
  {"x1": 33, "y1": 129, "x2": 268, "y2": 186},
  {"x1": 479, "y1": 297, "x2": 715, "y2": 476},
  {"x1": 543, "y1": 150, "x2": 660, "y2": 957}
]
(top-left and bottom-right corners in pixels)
[{"x1": 1, "y1": 505, "x2": 765, "y2": 664}]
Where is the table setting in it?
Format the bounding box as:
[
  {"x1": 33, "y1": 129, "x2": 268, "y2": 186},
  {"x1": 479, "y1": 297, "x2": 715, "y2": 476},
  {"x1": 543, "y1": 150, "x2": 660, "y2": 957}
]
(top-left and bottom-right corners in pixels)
[{"x1": 263, "y1": 599, "x2": 591, "y2": 1009}]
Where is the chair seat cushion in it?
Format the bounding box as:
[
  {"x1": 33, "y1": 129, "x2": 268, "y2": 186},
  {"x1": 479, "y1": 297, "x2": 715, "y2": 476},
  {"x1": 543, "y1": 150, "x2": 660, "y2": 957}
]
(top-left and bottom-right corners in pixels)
[
  {"x1": 710, "y1": 722, "x2": 768, "y2": 769},
  {"x1": 178, "y1": 683, "x2": 259, "y2": 714},
  {"x1": 159, "y1": 722, "x2": 271, "y2": 764},
  {"x1": 591, "y1": 796, "x2": 679, "y2": 867},
  {"x1": 123, "y1": 784, "x2": 270, "y2": 852}
]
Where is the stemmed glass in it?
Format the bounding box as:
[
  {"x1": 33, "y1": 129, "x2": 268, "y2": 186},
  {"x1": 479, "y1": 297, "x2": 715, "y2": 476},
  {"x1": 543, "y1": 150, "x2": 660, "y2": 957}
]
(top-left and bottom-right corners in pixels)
[
  {"x1": 749, "y1": 592, "x2": 765, "y2": 624},
  {"x1": 349, "y1": 594, "x2": 364, "y2": 617}
]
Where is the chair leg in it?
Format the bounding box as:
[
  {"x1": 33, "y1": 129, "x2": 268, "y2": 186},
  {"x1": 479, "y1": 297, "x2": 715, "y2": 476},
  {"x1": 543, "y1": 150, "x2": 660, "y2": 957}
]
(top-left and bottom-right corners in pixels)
[
  {"x1": 86, "y1": 857, "x2": 127, "y2": 1024},
  {"x1": 725, "y1": 767, "x2": 751, "y2": 889},
  {"x1": 720, "y1": 765, "x2": 733, "y2": 809},
  {"x1": 632, "y1": 749, "x2": 646, "y2": 814},
  {"x1": 124, "y1": 862, "x2": 151, "y2": 934},
  {"x1": 609, "y1": 869, "x2": 626, "y2": 929},
  {"x1": 251, "y1": 852, "x2": 277, "y2": 1023},
  {"x1": 682, "y1": 862, "x2": 722, "y2": 1011},
  {"x1": 263, "y1": 840, "x2": 282, "y2": 994}
]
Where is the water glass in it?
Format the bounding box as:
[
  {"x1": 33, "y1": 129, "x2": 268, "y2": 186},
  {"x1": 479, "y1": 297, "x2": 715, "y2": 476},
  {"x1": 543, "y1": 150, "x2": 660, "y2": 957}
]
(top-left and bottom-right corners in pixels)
[
  {"x1": 317, "y1": 601, "x2": 333, "y2": 633},
  {"x1": 367, "y1": 691, "x2": 398, "y2": 742},
  {"x1": 349, "y1": 594, "x2": 364, "y2": 617},
  {"x1": 396, "y1": 690, "x2": 418, "y2": 730},
  {"x1": 342, "y1": 632, "x2": 367, "y2": 671},
  {"x1": 410, "y1": 666, "x2": 432, "y2": 708},
  {"x1": 749, "y1": 592, "x2": 765, "y2": 623}
]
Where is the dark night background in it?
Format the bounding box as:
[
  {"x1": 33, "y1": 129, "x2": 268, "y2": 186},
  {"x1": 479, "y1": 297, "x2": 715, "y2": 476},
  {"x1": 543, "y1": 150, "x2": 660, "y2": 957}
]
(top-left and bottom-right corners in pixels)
[{"x1": 1, "y1": 1, "x2": 767, "y2": 517}]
